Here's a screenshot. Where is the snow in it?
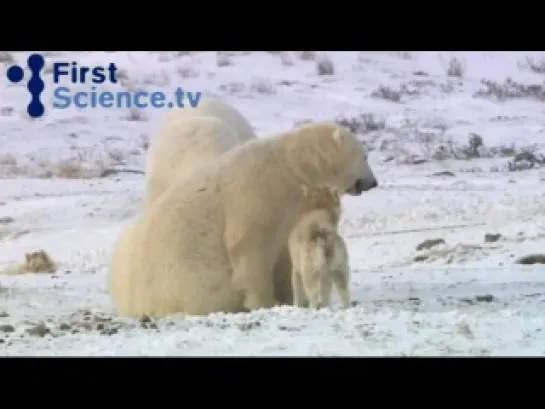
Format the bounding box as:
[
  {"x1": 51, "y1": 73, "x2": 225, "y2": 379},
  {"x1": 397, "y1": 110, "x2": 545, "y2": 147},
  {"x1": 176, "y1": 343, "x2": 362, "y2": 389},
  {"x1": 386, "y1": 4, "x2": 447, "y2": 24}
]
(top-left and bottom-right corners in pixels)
[{"x1": 1, "y1": 51, "x2": 545, "y2": 356}]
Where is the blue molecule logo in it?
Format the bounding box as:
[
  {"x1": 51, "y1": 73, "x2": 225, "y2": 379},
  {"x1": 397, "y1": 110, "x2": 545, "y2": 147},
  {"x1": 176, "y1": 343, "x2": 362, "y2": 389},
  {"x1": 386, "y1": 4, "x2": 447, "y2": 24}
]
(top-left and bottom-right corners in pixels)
[{"x1": 6, "y1": 53, "x2": 45, "y2": 118}]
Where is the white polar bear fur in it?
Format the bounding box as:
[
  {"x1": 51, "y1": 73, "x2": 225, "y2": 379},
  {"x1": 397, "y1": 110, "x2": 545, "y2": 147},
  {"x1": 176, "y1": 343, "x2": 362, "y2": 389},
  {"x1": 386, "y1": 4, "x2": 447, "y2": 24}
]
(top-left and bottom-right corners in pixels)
[
  {"x1": 144, "y1": 96, "x2": 257, "y2": 206},
  {"x1": 109, "y1": 122, "x2": 375, "y2": 318}
]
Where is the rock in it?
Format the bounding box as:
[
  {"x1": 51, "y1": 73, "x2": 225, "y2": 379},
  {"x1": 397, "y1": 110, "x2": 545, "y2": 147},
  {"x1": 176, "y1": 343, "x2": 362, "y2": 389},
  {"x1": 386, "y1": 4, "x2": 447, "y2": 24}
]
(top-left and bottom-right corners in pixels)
[
  {"x1": 0, "y1": 324, "x2": 15, "y2": 333},
  {"x1": 58, "y1": 323, "x2": 71, "y2": 331},
  {"x1": 139, "y1": 314, "x2": 158, "y2": 330},
  {"x1": 515, "y1": 254, "x2": 545, "y2": 265},
  {"x1": 413, "y1": 254, "x2": 429, "y2": 262},
  {"x1": 484, "y1": 233, "x2": 501, "y2": 243},
  {"x1": 0, "y1": 216, "x2": 15, "y2": 225},
  {"x1": 475, "y1": 294, "x2": 495, "y2": 303},
  {"x1": 430, "y1": 171, "x2": 455, "y2": 177},
  {"x1": 26, "y1": 322, "x2": 50, "y2": 337},
  {"x1": 416, "y1": 238, "x2": 445, "y2": 251}
]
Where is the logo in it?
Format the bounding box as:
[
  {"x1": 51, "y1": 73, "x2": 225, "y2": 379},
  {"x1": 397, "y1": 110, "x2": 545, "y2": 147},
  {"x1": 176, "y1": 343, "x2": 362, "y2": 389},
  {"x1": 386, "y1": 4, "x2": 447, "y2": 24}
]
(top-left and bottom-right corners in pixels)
[
  {"x1": 6, "y1": 53, "x2": 201, "y2": 118},
  {"x1": 6, "y1": 53, "x2": 45, "y2": 118}
]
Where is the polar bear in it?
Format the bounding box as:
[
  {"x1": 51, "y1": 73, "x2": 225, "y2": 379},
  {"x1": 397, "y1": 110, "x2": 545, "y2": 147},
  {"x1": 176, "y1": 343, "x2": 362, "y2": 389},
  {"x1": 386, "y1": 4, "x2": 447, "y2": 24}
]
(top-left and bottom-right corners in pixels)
[
  {"x1": 109, "y1": 122, "x2": 378, "y2": 318},
  {"x1": 288, "y1": 186, "x2": 350, "y2": 309},
  {"x1": 142, "y1": 96, "x2": 294, "y2": 305},
  {"x1": 144, "y1": 96, "x2": 257, "y2": 206}
]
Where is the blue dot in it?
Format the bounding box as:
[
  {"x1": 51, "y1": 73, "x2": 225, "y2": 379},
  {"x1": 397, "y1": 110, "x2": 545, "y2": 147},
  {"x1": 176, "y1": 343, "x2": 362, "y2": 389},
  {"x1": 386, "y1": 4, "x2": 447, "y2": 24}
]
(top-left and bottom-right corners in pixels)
[
  {"x1": 28, "y1": 54, "x2": 45, "y2": 70},
  {"x1": 6, "y1": 65, "x2": 24, "y2": 83},
  {"x1": 28, "y1": 101, "x2": 44, "y2": 119},
  {"x1": 167, "y1": 101, "x2": 174, "y2": 108}
]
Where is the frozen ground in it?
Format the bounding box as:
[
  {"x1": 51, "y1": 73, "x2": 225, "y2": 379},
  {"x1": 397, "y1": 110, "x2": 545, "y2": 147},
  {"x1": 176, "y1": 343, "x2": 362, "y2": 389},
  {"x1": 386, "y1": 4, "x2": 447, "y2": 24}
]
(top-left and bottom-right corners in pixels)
[{"x1": 1, "y1": 51, "x2": 545, "y2": 356}]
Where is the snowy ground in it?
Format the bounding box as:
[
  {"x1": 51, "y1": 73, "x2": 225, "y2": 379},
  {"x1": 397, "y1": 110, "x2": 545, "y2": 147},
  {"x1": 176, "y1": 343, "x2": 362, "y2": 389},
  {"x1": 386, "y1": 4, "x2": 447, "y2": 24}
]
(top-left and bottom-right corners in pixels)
[{"x1": 1, "y1": 51, "x2": 545, "y2": 356}]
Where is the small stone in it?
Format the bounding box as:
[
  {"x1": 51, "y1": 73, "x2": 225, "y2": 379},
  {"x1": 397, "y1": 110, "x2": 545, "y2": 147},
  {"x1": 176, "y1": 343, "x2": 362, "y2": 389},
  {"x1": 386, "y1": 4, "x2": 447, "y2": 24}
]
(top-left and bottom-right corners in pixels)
[
  {"x1": 0, "y1": 216, "x2": 15, "y2": 225},
  {"x1": 0, "y1": 324, "x2": 15, "y2": 333},
  {"x1": 26, "y1": 322, "x2": 50, "y2": 337},
  {"x1": 484, "y1": 233, "x2": 501, "y2": 243},
  {"x1": 475, "y1": 294, "x2": 495, "y2": 303},
  {"x1": 413, "y1": 254, "x2": 429, "y2": 262},
  {"x1": 515, "y1": 254, "x2": 545, "y2": 265},
  {"x1": 101, "y1": 327, "x2": 119, "y2": 336},
  {"x1": 430, "y1": 171, "x2": 455, "y2": 177},
  {"x1": 416, "y1": 238, "x2": 445, "y2": 251},
  {"x1": 59, "y1": 323, "x2": 71, "y2": 331},
  {"x1": 0, "y1": 311, "x2": 9, "y2": 318}
]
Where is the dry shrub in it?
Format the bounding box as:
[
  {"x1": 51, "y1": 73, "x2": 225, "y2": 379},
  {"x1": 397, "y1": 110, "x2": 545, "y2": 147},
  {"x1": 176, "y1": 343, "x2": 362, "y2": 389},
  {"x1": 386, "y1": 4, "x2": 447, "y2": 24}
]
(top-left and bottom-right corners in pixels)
[
  {"x1": 446, "y1": 57, "x2": 464, "y2": 77},
  {"x1": 280, "y1": 52, "x2": 293, "y2": 66},
  {"x1": 520, "y1": 56, "x2": 545, "y2": 74},
  {"x1": 0, "y1": 52, "x2": 14, "y2": 64},
  {"x1": 0, "y1": 141, "x2": 140, "y2": 180},
  {"x1": 123, "y1": 108, "x2": 147, "y2": 122},
  {"x1": 474, "y1": 78, "x2": 545, "y2": 101},
  {"x1": 251, "y1": 79, "x2": 275, "y2": 94},
  {"x1": 177, "y1": 66, "x2": 198, "y2": 78},
  {"x1": 219, "y1": 82, "x2": 245, "y2": 94},
  {"x1": 316, "y1": 54, "x2": 334, "y2": 75},
  {"x1": 298, "y1": 51, "x2": 316, "y2": 61},
  {"x1": 336, "y1": 114, "x2": 386, "y2": 135},
  {"x1": 2, "y1": 250, "x2": 57, "y2": 275},
  {"x1": 216, "y1": 52, "x2": 232, "y2": 67},
  {"x1": 395, "y1": 52, "x2": 412, "y2": 60}
]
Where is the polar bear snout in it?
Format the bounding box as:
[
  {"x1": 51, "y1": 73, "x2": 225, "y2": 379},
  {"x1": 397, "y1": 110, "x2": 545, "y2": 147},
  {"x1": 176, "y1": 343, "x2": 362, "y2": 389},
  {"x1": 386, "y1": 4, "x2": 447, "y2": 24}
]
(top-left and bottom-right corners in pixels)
[{"x1": 346, "y1": 177, "x2": 378, "y2": 195}]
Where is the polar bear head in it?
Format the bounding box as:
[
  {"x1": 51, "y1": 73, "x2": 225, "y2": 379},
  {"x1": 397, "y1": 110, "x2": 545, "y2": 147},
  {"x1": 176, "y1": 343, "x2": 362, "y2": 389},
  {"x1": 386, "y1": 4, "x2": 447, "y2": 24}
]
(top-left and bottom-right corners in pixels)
[{"x1": 286, "y1": 122, "x2": 378, "y2": 196}]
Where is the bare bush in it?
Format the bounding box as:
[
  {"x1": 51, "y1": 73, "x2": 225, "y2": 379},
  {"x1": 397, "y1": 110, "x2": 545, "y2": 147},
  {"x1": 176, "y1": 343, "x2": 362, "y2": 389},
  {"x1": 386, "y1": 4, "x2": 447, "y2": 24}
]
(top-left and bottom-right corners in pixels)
[
  {"x1": 218, "y1": 82, "x2": 245, "y2": 94},
  {"x1": 55, "y1": 159, "x2": 95, "y2": 179},
  {"x1": 0, "y1": 52, "x2": 14, "y2": 64},
  {"x1": 141, "y1": 71, "x2": 170, "y2": 87},
  {"x1": 0, "y1": 141, "x2": 144, "y2": 180},
  {"x1": 336, "y1": 113, "x2": 386, "y2": 135},
  {"x1": 395, "y1": 52, "x2": 412, "y2": 60},
  {"x1": 139, "y1": 134, "x2": 149, "y2": 151},
  {"x1": 177, "y1": 66, "x2": 199, "y2": 78},
  {"x1": 446, "y1": 57, "x2": 464, "y2": 77},
  {"x1": 298, "y1": 51, "x2": 316, "y2": 61},
  {"x1": 371, "y1": 83, "x2": 420, "y2": 102},
  {"x1": 520, "y1": 56, "x2": 545, "y2": 74},
  {"x1": 372, "y1": 85, "x2": 402, "y2": 102},
  {"x1": 251, "y1": 79, "x2": 275, "y2": 94},
  {"x1": 123, "y1": 108, "x2": 147, "y2": 122},
  {"x1": 280, "y1": 52, "x2": 293, "y2": 66},
  {"x1": 216, "y1": 52, "x2": 232, "y2": 67},
  {"x1": 507, "y1": 151, "x2": 545, "y2": 172},
  {"x1": 474, "y1": 78, "x2": 545, "y2": 101},
  {"x1": 316, "y1": 54, "x2": 334, "y2": 75},
  {"x1": 116, "y1": 68, "x2": 129, "y2": 82}
]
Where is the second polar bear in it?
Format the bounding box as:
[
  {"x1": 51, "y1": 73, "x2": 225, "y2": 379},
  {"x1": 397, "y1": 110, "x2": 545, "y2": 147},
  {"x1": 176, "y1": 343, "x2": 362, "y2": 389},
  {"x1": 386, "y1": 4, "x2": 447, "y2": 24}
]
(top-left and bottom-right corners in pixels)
[
  {"x1": 144, "y1": 96, "x2": 257, "y2": 206},
  {"x1": 109, "y1": 122, "x2": 378, "y2": 318},
  {"x1": 288, "y1": 186, "x2": 350, "y2": 309}
]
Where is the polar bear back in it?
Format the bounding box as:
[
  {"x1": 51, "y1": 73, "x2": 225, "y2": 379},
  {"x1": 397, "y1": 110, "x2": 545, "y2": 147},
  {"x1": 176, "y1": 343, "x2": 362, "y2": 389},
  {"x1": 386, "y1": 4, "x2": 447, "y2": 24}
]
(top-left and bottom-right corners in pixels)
[
  {"x1": 158, "y1": 96, "x2": 256, "y2": 142},
  {"x1": 145, "y1": 116, "x2": 239, "y2": 205}
]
